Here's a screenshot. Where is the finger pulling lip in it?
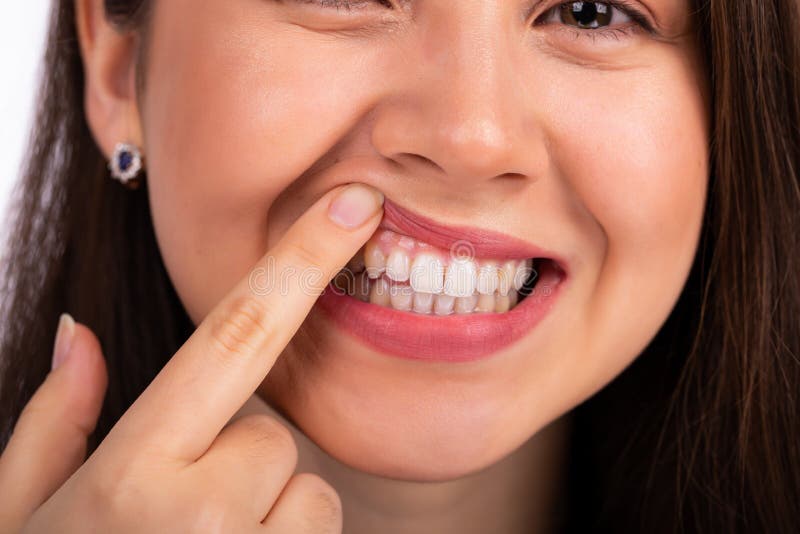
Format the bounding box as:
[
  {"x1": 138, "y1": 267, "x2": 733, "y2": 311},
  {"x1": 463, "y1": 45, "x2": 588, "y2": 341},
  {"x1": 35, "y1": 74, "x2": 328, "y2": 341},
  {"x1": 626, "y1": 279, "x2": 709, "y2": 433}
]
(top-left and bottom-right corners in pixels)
[{"x1": 380, "y1": 198, "x2": 569, "y2": 271}]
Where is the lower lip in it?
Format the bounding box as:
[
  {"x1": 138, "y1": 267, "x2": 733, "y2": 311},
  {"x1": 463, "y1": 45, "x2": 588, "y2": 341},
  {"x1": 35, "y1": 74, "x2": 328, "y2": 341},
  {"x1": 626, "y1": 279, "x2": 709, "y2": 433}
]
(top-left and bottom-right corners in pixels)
[{"x1": 315, "y1": 260, "x2": 567, "y2": 363}]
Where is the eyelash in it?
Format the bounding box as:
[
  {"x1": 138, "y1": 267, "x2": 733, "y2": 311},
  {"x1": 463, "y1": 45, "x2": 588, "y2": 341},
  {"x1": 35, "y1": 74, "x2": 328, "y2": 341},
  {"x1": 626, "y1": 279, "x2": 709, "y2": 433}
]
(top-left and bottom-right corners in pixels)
[
  {"x1": 295, "y1": 0, "x2": 654, "y2": 41},
  {"x1": 537, "y1": 1, "x2": 655, "y2": 42}
]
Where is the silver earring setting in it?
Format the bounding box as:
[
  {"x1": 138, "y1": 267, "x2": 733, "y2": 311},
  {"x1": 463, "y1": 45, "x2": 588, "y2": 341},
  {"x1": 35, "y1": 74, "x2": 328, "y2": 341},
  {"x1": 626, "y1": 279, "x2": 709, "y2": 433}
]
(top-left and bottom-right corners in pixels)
[{"x1": 108, "y1": 141, "x2": 144, "y2": 188}]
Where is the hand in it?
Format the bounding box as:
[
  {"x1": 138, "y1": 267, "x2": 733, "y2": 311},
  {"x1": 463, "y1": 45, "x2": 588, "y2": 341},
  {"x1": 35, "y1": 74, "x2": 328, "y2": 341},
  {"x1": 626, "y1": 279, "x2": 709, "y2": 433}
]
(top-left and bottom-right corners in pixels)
[{"x1": 0, "y1": 183, "x2": 384, "y2": 533}]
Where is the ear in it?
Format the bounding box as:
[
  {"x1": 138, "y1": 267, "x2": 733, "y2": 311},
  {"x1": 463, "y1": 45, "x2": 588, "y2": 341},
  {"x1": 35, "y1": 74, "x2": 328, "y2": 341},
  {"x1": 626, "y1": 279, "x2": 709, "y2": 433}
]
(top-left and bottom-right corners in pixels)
[{"x1": 75, "y1": 0, "x2": 144, "y2": 161}]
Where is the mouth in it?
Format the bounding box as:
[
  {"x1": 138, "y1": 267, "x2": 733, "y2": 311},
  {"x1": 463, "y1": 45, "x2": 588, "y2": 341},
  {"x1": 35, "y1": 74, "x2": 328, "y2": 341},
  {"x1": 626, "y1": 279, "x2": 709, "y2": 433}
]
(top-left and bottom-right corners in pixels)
[
  {"x1": 315, "y1": 198, "x2": 568, "y2": 362},
  {"x1": 330, "y1": 232, "x2": 550, "y2": 314}
]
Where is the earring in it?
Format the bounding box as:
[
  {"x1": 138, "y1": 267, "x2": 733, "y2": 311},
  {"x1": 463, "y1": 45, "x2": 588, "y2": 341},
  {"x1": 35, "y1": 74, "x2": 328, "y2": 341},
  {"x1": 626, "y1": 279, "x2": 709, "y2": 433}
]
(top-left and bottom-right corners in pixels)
[{"x1": 108, "y1": 141, "x2": 144, "y2": 190}]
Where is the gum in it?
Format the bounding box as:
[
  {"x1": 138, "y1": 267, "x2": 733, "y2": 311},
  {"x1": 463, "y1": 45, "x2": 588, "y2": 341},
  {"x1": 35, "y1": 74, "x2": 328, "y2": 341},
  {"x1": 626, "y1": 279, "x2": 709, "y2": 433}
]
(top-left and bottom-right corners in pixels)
[{"x1": 365, "y1": 228, "x2": 518, "y2": 268}]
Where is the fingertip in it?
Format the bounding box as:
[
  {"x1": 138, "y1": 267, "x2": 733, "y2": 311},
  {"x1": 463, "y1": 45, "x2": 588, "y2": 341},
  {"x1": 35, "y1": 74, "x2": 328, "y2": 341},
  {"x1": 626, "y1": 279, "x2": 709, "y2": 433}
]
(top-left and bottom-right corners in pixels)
[
  {"x1": 327, "y1": 183, "x2": 385, "y2": 230},
  {"x1": 58, "y1": 322, "x2": 109, "y2": 419}
]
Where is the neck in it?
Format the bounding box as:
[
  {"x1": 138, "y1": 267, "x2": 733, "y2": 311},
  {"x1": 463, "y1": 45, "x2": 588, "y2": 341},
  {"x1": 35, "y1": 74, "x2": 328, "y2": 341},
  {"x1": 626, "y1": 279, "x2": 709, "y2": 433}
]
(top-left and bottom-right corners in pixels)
[{"x1": 234, "y1": 393, "x2": 572, "y2": 534}]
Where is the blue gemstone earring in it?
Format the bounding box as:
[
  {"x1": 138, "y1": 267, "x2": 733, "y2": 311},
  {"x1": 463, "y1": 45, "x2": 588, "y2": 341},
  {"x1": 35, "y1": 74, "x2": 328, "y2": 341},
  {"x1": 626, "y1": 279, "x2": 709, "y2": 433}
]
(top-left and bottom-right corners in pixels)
[{"x1": 108, "y1": 141, "x2": 144, "y2": 189}]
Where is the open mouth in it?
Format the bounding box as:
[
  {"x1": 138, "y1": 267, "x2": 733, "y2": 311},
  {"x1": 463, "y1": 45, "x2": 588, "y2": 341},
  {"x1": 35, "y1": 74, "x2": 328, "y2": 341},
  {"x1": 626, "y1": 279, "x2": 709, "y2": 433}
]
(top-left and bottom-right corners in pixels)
[
  {"x1": 331, "y1": 228, "x2": 550, "y2": 315},
  {"x1": 315, "y1": 198, "x2": 568, "y2": 362}
]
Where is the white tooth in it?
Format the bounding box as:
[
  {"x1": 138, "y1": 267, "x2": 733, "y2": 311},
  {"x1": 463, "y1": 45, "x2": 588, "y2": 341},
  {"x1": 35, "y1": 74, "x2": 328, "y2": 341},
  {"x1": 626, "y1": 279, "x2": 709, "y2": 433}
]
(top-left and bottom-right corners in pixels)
[
  {"x1": 443, "y1": 258, "x2": 477, "y2": 297},
  {"x1": 389, "y1": 284, "x2": 413, "y2": 311},
  {"x1": 513, "y1": 259, "x2": 533, "y2": 291},
  {"x1": 354, "y1": 272, "x2": 370, "y2": 302},
  {"x1": 369, "y1": 277, "x2": 391, "y2": 307},
  {"x1": 494, "y1": 293, "x2": 511, "y2": 312},
  {"x1": 497, "y1": 260, "x2": 516, "y2": 296},
  {"x1": 454, "y1": 294, "x2": 478, "y2": 314},
  {"x1": 475, "y1": 293, "x2": 495, "y2": 313},
  {"x1": 412, "y1": 291, "x2": 434, "y2": 314},
  {"x1": 385, "y1": 248, "x2": 410, "y2": 282},
  {"x1": 410, "y1": 253, "x2": 445, "y2": 294},
  {"x1": 477, "y1": 261, "x2": 499, "y2": 295},
  {"x1": 364, "y1": 240, "x2": 386, "y2": 279},
  {"x1": 509, "y1": 290, "x2": 519, "y2": 308},
  {"x1": 434, "y1": 294, "x2": 455, "y2": 315}
]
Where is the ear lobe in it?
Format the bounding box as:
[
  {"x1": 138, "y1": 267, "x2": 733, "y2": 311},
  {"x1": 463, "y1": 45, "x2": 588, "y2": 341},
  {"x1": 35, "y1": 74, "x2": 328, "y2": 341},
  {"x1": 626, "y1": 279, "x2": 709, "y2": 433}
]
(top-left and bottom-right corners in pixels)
[{"x1": 75, "y1": 0, "x2": 144, "y2": 161}]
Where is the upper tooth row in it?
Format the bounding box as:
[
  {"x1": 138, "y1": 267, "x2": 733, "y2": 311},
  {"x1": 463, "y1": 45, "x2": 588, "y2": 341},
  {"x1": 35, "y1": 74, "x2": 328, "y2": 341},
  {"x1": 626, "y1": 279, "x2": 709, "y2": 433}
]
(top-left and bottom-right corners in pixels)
[{"x1": 356, "y1": 245, "x2": 534, "y2": 297}]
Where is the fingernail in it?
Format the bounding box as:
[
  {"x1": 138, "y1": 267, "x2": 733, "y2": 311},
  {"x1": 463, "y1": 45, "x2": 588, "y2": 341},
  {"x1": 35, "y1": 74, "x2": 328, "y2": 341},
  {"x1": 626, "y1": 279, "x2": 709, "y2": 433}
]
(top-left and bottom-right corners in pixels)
[
  {"x1": 328, "y1": 184, "x2": 384, "y2": 229},
  {"x1": 52, "y1": 313, "x2": 76, "y2": 370}
]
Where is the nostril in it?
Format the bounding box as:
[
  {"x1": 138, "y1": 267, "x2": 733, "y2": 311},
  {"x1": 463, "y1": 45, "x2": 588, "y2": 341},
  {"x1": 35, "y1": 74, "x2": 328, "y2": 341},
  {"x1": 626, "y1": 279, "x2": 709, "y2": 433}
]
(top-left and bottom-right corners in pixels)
[{"x1": 399, "y1": 153, "x2": 445, "y2": 173}]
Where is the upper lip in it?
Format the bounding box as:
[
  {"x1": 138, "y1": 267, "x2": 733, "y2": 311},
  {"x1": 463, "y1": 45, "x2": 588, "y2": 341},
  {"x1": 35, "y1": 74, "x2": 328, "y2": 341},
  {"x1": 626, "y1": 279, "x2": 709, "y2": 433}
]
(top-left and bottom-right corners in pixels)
[{"x1": 378, "y1": 198, "x2": 568, "y2": 272}]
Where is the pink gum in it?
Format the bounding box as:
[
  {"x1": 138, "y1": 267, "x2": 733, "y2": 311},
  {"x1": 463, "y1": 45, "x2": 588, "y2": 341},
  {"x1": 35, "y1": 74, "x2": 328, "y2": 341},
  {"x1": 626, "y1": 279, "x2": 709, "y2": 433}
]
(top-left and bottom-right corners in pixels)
[{"x1": 366, "y1": 228, "x2": 523, "y2": 267}]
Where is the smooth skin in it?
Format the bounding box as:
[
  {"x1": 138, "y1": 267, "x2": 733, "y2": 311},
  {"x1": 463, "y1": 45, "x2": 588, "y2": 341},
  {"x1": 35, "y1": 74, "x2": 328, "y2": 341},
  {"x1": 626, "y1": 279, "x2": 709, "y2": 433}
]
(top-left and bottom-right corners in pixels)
[{"x1": 0, "y1": 183, "x2": 383, "y2": 532}]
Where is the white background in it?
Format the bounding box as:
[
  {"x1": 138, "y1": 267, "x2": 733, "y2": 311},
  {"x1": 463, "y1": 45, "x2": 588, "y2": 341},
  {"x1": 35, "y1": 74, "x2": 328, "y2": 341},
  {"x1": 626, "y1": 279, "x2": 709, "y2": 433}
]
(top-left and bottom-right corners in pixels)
[{"x1": 0, "y1": 3, "x2": 52, "y2": 245}]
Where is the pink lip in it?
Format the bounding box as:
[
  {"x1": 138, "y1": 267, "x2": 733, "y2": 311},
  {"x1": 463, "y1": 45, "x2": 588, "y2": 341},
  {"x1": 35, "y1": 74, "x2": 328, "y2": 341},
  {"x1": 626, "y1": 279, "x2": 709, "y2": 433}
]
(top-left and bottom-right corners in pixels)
[
  {"x1": 380, "y1": 198, "x2": 567, "y2": 265},
  {"x1": 313, "y1": 199, "x2": 569, "y2": 363}
]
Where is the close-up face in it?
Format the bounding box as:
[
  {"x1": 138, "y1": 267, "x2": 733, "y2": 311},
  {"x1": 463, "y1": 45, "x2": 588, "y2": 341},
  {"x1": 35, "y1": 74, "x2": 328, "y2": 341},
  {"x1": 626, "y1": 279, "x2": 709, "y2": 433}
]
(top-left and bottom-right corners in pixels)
[{"x1": 124, "y1": 0, "x2": 710, "y2": 482}]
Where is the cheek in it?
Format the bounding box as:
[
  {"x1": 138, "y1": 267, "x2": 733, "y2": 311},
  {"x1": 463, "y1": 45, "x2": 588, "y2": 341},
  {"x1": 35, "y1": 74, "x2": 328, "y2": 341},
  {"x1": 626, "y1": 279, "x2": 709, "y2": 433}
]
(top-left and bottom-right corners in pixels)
[
  {"x1": 547, "y1": 58, "x2": 709, "y2": 381},
  {"x1": 139, "y1": 2, "x2": 370, "y2": 322}
]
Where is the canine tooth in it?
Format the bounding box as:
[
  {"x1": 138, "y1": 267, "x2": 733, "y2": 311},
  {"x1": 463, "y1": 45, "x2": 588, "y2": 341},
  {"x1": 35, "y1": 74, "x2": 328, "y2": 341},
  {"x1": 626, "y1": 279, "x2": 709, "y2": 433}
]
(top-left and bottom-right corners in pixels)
[
  {"x1": 475, "y1": 293, "x2": 495, "y2": 312},
  {"x1": 386, "y1": 249, "x2": 410, "y2": 282},
  {"x1": 443, "y1": 258, "x2": 477, "y2": 297},
  {"x1": 389, "y1": 284, "x2": 413, "y2": 311},
  {"x1": 454, "y1": 294, "x2": 478, "y2": 314},
  {"x1": 498, "y1": 260, "x2": 517, "y2": 296},
  {"x1": 509, "y1": 290, "x2": 519, "y2": 308},
  {"x1": 410, "y1": 253, "x2": 445, "y2": 294},
  {"x1": 513, "y1": 259, "x2": 532, "y2": 291},
  {"x1": 434, "y1": 294, "x2": 455, "y2": 315},
  {"x1": 364, "y1": 240, "x2": 386, "y2": 279},
  {"x1": 477, "y1": 261, "x2": 499, "y2": 295},
  {"x1": 412, "y1": 291, "x2": 434, "y2": 314},
  {"x1": 494, "y1": 293, "x2": 511, "y2": 312},
  {"x1": 369, "y1": 277, "x2": 391, "y2": 306}
]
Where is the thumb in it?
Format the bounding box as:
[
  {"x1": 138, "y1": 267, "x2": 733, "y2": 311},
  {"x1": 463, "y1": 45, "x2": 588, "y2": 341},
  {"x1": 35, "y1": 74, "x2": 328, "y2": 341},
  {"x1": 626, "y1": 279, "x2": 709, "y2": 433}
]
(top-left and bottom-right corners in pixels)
[{"x1": 0, "y1": 313, "x2": 108, "y2": 528}]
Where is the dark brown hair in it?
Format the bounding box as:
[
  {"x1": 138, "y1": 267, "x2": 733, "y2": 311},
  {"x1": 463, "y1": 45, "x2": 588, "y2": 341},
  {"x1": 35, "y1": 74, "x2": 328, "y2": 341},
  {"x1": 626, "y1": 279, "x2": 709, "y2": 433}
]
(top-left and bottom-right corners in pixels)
[{"x1": 1, "y1": 1, "x2": 798, "y2": 532}]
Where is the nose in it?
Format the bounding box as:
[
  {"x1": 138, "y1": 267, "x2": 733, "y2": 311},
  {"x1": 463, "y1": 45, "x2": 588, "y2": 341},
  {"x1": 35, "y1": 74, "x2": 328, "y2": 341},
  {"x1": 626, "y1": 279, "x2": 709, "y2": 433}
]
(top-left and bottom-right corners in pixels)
[{"x1": 370, "y1": 3, "x2": 548, "y2": 188}]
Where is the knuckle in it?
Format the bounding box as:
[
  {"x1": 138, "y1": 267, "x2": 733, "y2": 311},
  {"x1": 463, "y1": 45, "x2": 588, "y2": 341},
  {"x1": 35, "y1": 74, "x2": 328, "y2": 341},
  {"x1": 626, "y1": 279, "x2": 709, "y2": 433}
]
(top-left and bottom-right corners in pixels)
[
  {"x1": 82, "y1": 460, "x2": 147, "y2": 520},
  {"x1": 292, "y1": 473, "x2": 343, "y2": 531},
  {"x1": 233, "y1": 414, "x2": 298, "y2": 464},
  {"x1": 207, "y1": 294, "x2": 274, "y2": 361},
  {"x1": 189, "y1": 499, "x2": 235, "y2": 533}
]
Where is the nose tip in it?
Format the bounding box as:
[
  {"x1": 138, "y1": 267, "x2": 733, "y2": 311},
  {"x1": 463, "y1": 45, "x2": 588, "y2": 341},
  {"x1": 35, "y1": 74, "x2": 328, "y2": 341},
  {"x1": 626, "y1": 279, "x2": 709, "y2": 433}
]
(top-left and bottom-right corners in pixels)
[
  {"x1": 372, "y1": 94, "x2": 538, "y2": 186},
  {"x1": 435, "y1": 116, "x2": 521, "y2": 179},
  {"x1": 369, "y1": 14, "x2": 546, "y2": 188}
]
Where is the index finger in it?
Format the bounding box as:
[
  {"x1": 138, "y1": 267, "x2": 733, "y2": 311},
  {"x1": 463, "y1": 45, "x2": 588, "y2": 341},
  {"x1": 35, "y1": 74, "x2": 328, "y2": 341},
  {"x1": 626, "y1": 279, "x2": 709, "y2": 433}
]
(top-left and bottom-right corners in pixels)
[{"x1": 101, "y1": 183, "x2": 384, "y2": 463}]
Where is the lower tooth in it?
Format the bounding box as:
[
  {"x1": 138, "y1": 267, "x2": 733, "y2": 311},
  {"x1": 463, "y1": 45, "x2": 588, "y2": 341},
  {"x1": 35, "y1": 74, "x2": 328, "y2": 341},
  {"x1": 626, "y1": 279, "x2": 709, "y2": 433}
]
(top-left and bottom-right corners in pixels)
[
  {"x1": 390, "y1": 285, "x2": 413, "y2": 311},
  {"x1": 412, "y1": 292, "x2": 434, "y2": 314},
  {"x1": 508, "y1": 291, "x2": 519, "y2": 308},
  {"x1": 475, "y1": 293, "x2": 495, "y2": 312},
  {"x1": 354, "y1": 272, "x2": 370, "y2": 302},
  {"x1": 369, "y1": 277, "x2": 391, "y2": 307},
  {"x1": 454, "y1": 294, "x2": 478, "y2": 314},
  {"x1": 494, "y1": 294, "x2": 511, "y2": 313},
  {"x1": 434, "y1": 294, "x2": 455, "y2": 315}
]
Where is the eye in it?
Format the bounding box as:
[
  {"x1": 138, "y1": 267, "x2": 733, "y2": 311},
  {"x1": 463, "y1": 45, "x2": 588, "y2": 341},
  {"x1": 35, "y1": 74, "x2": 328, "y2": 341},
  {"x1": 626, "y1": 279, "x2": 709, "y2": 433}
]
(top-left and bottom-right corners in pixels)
[{"x1": 537, "y1": 1, "x2": 654, "y2": 35}]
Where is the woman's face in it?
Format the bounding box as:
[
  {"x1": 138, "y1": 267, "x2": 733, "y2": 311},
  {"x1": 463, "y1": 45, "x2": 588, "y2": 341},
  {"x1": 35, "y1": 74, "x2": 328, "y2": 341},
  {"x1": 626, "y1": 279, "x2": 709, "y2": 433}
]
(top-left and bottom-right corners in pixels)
[{"x1": 139, "y1": 0, "x2": 708, "y2": 480}]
